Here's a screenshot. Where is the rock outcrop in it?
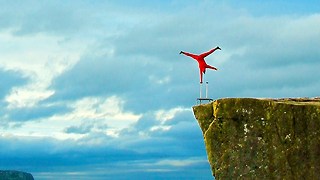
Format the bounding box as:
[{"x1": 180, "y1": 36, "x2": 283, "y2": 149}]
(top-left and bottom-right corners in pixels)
[
  {"x1": 0, "y1": 170, "x2": 34, "y2": 180},
  {"x1": 193, "y1": 98, "x2": 320, "y2": 179}
]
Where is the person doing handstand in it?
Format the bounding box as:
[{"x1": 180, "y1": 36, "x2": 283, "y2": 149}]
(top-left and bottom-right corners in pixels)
[{"x1": 180, "y1": 46, "x2": 221, "y2": 83}]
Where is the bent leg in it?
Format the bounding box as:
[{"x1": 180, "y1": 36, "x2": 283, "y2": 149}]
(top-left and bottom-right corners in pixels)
[{"x1": 206, "y1": 64, "x2": 218, "y2": 71}]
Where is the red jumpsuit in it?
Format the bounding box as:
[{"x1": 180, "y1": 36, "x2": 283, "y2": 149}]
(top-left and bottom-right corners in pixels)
[{"x1": 180, "y1": 47, "x2": 220, "y2": 83}]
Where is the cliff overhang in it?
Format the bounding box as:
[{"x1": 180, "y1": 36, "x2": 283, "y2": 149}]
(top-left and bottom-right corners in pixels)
[{"x1": 193, "y1": 98, "x2": 320, "y2": 179}]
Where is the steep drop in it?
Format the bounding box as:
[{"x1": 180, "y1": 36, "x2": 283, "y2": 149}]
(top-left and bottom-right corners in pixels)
[{"x1": 193, "y1": 98, "x2": 320, "y2": 179}]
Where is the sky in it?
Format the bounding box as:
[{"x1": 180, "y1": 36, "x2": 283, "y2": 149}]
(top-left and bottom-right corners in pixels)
[{"x1": 0, "y1": 0, "x2": 319, "y2": 179}]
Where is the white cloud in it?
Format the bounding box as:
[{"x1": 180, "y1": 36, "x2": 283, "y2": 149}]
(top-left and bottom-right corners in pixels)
[
  {"x1": 155, "y1": 107, "x2": 190, "y2": 124},
  {"x1": 69, "y1": 96, "x2": 141, "y2": 130},
  {"x1": 2, "y1": 96, "x2": 141, "y2": 141},
  {"x1": 148, "y1": 75, "x2": 171, "y2": 85},
  {"x1": 0, "y1": 31, "x2": 87, "y2": 109},
  {"x1": 155, "y1": 158, "x2": 208, "y2": 167}
]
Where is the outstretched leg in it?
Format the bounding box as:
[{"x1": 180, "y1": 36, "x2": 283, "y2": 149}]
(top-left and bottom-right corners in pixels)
[
  {"x1": 180, "y1": 51, "x2": 199, "y2": 60},
  {"x1": 199, "y1": 46, "x2": 221, "y2": 58}
]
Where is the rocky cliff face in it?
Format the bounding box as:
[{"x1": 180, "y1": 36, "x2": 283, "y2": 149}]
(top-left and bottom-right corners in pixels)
[
  {"x1": 193, "y1": 98, "x2": 320, "y2": 179},
  {"x1": 0, "y1": 170, "x2": 34, "y2": 180}
]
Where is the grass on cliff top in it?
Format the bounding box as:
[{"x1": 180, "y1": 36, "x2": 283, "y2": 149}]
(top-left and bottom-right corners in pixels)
[
  {"x1": 260, "y1": 97, "x2": 320, "y2": 106},
  {"x1": 194, "y1": 97, "x2": 320, "y2": 108}
]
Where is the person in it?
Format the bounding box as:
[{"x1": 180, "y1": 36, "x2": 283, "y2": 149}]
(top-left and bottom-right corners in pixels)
[{"x1": 180, "y1": 46, "x2": 221, "y2": 83}]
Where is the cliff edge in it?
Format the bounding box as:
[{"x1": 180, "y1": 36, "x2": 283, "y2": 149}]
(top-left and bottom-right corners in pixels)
[{"x1": 193, "y1": 98, "x2": 320, "y2": 179}]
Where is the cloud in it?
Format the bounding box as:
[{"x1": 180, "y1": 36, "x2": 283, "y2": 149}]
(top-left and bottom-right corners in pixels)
[
  {"x1": 64, "y1": 122, "x2": 95, "y2": 134},
  {"x1": 0, "y1": 1, "x2": 97, "y2": 36},
  {"x1": 0, "y1": 135, "x2": 139, "y2": 168},
  {"x1": 0, "y1": 127, "x2": 210, "y2": 179},
  {"x1": 48, "y1": 55, "x2": 146, "y2": 100},
  {"x1": 196, "y1": 13, "x2": 320, "y2": 98},
  {"x1": 230, "y1": 15, "x2": 320, "y2": 68},
  {"x1": 47, "y1": 51, "x2": 198, "y2": 113},
  {"x1": 116, "y1": 107, "x2": 206, "y2": 158},
  {"x1": 1, "y1": 1, "x2": 320, "y2": 179},
  {"x1": 0, "y1": 69, "x2": 28, "y2": 100},
  {"x1": 7, "y1": 103, "x2": 70, "y2": 122},
  {"x1": 47, "y1": 7, "x2": 320, "y2": 112}
]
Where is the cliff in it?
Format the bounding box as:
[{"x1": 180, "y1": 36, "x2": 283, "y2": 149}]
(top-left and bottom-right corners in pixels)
[
  {"x1": 193, "y1": 98, "x2": 320, "y2": 179},
  {"x1": 0, "y1": 170, "x2": 34, "y2": 180}
]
